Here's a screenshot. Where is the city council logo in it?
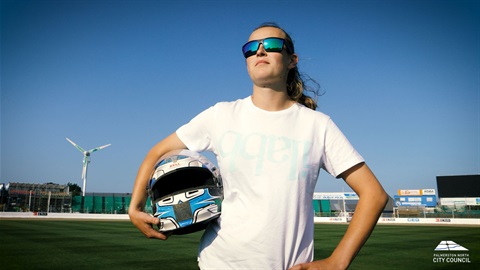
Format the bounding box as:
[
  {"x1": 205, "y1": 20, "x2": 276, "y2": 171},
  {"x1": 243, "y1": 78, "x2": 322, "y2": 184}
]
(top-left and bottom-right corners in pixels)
[
  {"x1": 433, "y1": 240, "x2": 471, "y2": 264},
  {"x1": 434, "y1": 241, "x2": 469, "y2": 251}
]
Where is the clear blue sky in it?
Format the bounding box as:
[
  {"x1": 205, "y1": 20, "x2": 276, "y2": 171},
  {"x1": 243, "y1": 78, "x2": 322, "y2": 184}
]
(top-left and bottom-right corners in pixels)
[{"x1": 1, "y1": 0, "x2": 479, "y2": 197}]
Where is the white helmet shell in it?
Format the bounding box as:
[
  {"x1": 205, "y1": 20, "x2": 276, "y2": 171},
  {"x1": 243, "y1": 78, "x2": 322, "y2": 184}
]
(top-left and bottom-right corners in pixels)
[{"x1": 147, "y1": 150, "x2": 222, "y2": 235}]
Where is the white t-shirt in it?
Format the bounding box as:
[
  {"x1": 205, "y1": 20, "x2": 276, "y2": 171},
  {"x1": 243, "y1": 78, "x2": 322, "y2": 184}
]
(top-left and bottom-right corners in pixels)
[{"x1": 176, "y1": 96, "x2": 364, "y2": 270}]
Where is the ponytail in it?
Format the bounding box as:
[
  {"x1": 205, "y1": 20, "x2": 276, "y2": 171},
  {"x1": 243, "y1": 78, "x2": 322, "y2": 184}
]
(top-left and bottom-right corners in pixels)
[{"x1": 287, "y1": 66, "x2": 319, "y2": 110}]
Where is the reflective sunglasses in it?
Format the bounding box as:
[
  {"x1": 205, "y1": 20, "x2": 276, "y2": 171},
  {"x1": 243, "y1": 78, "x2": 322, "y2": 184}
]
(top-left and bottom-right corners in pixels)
[{"x1": 242, "y1": 37, "x2": 293, "y2": 58}]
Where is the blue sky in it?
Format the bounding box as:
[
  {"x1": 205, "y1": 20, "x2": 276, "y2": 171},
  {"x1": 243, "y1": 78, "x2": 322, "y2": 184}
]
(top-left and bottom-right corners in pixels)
[{"x1": 1, "y1": 0, "x2": 479, "y2": 197}]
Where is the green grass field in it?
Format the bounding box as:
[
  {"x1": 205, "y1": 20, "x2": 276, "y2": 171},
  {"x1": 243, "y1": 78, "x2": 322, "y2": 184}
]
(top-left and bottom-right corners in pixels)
[{"x1": 1, "y1": 219, "x2": 478, "y2": 269}]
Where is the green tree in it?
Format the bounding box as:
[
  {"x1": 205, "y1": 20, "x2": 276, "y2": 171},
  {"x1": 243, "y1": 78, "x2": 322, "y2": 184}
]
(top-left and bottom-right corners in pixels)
[{"x1": 67, "y1": 183, "x2": 82, "y2": 196}]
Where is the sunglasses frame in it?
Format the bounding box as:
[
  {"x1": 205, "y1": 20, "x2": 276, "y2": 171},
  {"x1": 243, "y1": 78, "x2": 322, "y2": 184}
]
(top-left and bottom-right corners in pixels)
[{"x1": 242, "y1": 37, "x2": 293, "y2": 58}]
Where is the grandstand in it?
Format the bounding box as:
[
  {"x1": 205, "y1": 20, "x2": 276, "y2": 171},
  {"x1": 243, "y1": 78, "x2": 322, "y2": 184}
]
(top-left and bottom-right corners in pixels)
[
  {"x1": 1, "y1": 182, "x2": 71, "y2": 212},
  {"x1": 437, "y1": 174, "x2": 480, "y2": 210},
  {"x1": 313, "y1": 192, "x2": 394, "y2": 217},
  {"x1": 0, "y1": 182, "x2": 149, "y2": 214}
]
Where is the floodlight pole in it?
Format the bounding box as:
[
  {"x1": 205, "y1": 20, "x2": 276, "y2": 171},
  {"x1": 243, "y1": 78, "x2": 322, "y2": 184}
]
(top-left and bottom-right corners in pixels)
[
  {"x1": 28, "y1": 190, "x2": 32, "y2": 212},
  {"x1": 47, "y1": 191, "x2": 51, "y2": 213}
]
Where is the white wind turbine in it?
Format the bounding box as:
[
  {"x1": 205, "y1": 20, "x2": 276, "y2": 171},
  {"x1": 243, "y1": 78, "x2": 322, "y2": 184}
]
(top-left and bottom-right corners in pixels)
[{"x1": 66, "y1": 138, "x2": 111, "y2": 196}]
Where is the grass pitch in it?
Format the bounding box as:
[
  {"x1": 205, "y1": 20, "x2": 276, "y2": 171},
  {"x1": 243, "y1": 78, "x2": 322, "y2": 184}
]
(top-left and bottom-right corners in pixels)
[{"x1": 1, "y1": 219, "x2": 478, "y2": 269}]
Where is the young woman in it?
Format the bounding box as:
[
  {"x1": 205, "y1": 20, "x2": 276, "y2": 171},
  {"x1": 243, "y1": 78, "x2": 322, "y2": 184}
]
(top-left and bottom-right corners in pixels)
[{"x1": 129, "y1": 23, "x2": 388, "y2": 270}]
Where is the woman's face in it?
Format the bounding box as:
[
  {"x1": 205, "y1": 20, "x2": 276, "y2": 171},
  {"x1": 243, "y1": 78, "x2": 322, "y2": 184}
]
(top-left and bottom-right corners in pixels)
[{"x1": 245, "y1": 27, "x2": 297, "y2": 89}]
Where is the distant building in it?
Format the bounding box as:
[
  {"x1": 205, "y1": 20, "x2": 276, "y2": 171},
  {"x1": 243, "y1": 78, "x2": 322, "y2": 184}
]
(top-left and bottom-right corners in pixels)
[
  {"x1": 312, "y1": 192, "x2": 394, "y2": 217},
  {"x1": 393, "y1": 189, "x2": 437, "y2": 217},
  {"x1": 436, "y1": 175, "x2": 480, "y2": 210},
  {"x1": 3, "y1": 182, "x2": 71, "y2": 212}
]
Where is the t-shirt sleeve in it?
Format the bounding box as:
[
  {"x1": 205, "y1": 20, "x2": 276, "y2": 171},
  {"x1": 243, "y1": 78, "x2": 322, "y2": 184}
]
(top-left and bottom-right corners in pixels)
[
  {"x1": 176, "y1": 105, "x2": 215, "y2": 153},
  {"x1": 322, "y1": 118, "x2": 365, "y2": 178}
]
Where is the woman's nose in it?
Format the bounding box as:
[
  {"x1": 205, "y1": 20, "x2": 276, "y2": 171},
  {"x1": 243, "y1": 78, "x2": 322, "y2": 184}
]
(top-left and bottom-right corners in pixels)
[{"x1": 256, "y1": 44, "x2": 267, "y2": 56}]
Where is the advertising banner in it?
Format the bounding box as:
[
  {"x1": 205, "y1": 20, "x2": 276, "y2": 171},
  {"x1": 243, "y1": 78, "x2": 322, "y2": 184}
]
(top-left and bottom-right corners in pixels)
[
  {"x1": 398, "y1": 189, "x2": 422, "y2": 196},
  {"x1": 313, "y1": 192, "x2": 359, "y2": 200},
  {"x1": 398, "y1": 189, "x2": 436, "y2": 196}
]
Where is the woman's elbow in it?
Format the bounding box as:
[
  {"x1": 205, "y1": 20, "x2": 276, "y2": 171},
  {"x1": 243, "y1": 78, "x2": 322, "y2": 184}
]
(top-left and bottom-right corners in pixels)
[{"x1": 376, "y1": 188, "x2": 389, "y2": 209}]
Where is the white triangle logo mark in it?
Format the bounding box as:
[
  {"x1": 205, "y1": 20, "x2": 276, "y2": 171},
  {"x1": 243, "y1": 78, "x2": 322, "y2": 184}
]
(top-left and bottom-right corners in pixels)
[{"x1": 434, "y1": 241, "x2": 469, "y2": 251}]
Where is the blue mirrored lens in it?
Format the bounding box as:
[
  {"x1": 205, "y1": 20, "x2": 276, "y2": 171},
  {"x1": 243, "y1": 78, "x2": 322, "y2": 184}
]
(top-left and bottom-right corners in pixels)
[
  {"x1": 242, "y1": 41, "x2": 260, "y2": 58},
  {"x1": 263, "y1": 38, "x2": 284, "y2": 52}
]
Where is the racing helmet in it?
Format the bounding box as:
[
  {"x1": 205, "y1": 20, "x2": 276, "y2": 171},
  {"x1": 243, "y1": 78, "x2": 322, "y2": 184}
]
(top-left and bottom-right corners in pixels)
[{"x1": 147, "y1": 149, "x2": 222, "y2": 235}]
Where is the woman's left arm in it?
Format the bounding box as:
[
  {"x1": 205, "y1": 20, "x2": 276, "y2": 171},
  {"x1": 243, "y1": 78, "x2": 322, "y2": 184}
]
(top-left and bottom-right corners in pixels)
[{"x1": 290, "y1": 162, "x2": 388, "y2": 270}]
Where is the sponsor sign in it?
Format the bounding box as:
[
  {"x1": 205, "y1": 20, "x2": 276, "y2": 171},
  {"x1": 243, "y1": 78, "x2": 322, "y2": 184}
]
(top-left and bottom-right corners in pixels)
[
  {"x1": 436, "y1": 218, "x2": 451, "y2": 223},
  {"x1": 397, "y1": 189, "x2": 436, "y2": 196},
  {"x1": 343, "y1": 193, "x2": 359, "y2": 200},
  {"x1": 398, "y1": 189, "x2": 422, "y2": 196},
  {"x1": 422, "y1": 189, "x2": 436, "y2": 195},
  {"x1": 313, "y1": 192, "x2": 359, "y2": 200}
]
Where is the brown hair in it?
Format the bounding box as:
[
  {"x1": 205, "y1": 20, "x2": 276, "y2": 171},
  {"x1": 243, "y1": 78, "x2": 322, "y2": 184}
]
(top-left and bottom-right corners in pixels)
[{"x1": 254, "y1": 22, "x2": 320, "y2": 110}]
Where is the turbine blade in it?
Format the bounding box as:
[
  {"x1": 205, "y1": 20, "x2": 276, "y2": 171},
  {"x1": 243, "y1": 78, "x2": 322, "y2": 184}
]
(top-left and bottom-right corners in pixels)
[
  {"x1": 88, "y1": 143, "x2": 111, "y2": 153},
  {"x1": 66, "y1": 138, "x2": 86, "y2": 153}
]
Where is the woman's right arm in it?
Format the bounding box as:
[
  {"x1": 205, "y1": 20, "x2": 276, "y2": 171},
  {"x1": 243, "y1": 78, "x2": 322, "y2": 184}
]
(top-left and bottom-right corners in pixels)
[{"x1": 128, "y1": 132, "x2": 187, "y2": 240}]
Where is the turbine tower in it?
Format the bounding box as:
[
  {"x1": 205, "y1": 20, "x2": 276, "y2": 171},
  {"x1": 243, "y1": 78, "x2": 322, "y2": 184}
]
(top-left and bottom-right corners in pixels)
[{"x1": 66, "y1": 138, "x2": 111, "y2": 196}]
